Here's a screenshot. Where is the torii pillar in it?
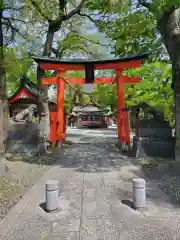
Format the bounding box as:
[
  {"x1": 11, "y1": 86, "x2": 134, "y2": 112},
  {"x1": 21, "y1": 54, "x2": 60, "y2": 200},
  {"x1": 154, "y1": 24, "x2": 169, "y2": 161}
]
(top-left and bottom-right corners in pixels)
[{"x1": 56, "y1": 70, "x2": 66, "y2": 144}]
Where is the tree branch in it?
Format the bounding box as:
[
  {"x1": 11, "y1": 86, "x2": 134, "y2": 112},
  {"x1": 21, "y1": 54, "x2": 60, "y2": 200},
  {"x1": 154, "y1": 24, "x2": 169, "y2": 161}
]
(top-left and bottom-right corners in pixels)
[
  {"x1": 47, "y1": 0, "x2": 86, "y2": 32},
  {"x1": 65, "y1": 0, "x2": 86, "y2": 20},
  {"x1": 52, "y1": 47, "x2": 58, "y2": 56},
  {"x1": 30, "y1": 0, "x2": 50, "y2": 21},
  {"x1": 4, "y1": 6, "x2": 24, "y2": 11},
  {"x1": 2, "y1": 16, "x2": 27, "y2": 24},
  {"x1": 59, "y1": 0, "x2": 65, "y2": 13},
  {"x1": 64, "y1": 19, "x2": 110, "y2": 47},
  {"x1": 70, "y1": 30, "x2": 110, "y2": 47},
  {"x1": 138, "y1": 0, "x2": 152, "y2": 9},
  {"x1": 138, "y1": 0, "x2": 154, "y2": 12},
  {"x1": 5, "y1": 19, "x2": 28, "y2": 40},
  {"x1": 77, "y1": 12, "x2": 96, "y2": 22},
  {"x1": 77, "y1": 11, "x2": 110, "y2": 23},
  {"x1": 52, "y1": 47, "x2": 65, "y2": 58},
  {"x1": 52, "y1": 44, "x2": 91, "y2": 58},
  {"x1": 157, "y1": 5, "x2": 177, "y2": 30}
]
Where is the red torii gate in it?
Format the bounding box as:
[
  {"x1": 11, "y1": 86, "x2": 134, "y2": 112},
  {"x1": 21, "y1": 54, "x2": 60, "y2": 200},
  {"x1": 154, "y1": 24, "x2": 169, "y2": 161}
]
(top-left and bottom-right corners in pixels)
[{"x1": 33, "y1": 53, "x2": 148, "y2": 146}]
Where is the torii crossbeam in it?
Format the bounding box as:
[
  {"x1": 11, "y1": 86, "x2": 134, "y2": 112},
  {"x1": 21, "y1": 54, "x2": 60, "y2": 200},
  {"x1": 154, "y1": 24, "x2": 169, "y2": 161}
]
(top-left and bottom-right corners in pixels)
[{"x1": 33, "y1": 53, "x2": 148, "y2": 146}]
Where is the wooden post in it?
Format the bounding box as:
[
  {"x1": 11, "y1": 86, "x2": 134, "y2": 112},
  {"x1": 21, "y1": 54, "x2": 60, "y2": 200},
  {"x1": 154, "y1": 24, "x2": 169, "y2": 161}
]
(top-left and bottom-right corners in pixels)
[
  {"x1": 56, "y1": 70, "x2": 65, "y2": 144},
  {"x1": 49, "y1": 112, "x2": 56, "y2": 145},
  {"x1": 116, "y1": 70, "x2": 124, "y2": 142},
  {"x1": 123, "y1": 110, "x2": 130, "y2": 144},
  {"x1": 63, "y1": 114, "x2": 67, "y2": 138}
]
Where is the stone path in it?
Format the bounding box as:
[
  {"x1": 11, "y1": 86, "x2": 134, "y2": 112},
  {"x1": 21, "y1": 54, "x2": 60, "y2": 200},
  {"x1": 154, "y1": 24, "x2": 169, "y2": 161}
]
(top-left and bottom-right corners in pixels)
[{"x1": 1, "y1": 129, "x2": 180, "y2": 240}]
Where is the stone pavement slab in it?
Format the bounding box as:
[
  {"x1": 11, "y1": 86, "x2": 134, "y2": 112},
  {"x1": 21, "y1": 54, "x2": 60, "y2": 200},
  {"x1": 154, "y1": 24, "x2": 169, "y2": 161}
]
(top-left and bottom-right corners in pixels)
[{"x1": 1, "y1": 129, "x2": 180, "y2": 240}]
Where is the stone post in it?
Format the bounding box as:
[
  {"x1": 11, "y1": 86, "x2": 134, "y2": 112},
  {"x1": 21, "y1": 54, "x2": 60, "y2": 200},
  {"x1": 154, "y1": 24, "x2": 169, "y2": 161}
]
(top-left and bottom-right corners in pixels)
[
  {"x1": 132, "y1": 178, "x2": 146, "y2": 209},
  {"x1": 45, "y1": 180, "x2": 59, "y2": 213}
]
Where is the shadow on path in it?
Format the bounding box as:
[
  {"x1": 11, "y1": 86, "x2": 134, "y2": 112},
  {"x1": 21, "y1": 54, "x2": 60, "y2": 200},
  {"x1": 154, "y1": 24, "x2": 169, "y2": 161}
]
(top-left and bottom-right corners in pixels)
[{"x1": 57, "y1": 130, "x2": 180, "y2": 214}]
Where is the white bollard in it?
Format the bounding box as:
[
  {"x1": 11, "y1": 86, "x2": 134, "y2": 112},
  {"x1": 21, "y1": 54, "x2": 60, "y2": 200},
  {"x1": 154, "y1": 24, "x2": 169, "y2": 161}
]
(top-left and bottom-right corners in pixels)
[
  {"x1": 45, "y1": 180, "x2": 59, "y2": 213},
  {"x1": 132, "y1": 178, "x2": 146, "y2": 209}
]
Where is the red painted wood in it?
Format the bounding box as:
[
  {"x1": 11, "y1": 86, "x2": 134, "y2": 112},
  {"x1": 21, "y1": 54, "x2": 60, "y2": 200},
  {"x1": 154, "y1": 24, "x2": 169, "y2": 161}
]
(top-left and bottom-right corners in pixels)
[
  {"x1": 123, "y1": 111, "x2": 130, "y2": 144},
  {"x1": 116, "y1": 70, "x2": 124, "y2": 142},
  {"x1": 43, "y1": 77, "x2": 114, "y2": 85},
  {"x1": 8, "y1": 88, "x2": 37, "y2": 103},
  {"x1": 42, "y1": 76, "x2": 140, "y2": 85},
  {"x1": 49, "y1": 112, "x2": 57, "y2": 144},
  {"x1": 42, "y1": 76, "x2": 58, "y2": 85},
  {"x1": 63, "y1": 116, "x2": 67, "y2": 139},
  {"x1": 121, "y1": 76, "x2": 140, "y2": 83},
  {"x1": 56, "y1": 71, "x2": 65, "y2": 143},
  {"x1": 116, "y1": 74, "x2": 131, "y2": 145}
]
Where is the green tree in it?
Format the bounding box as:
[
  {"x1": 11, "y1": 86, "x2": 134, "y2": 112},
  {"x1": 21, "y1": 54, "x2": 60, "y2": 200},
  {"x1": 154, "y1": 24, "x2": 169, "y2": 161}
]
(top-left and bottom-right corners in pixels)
[
  {"x1": 4, "y1": 47, "x2": 33, "y2": 94},
  {"x1": 125, "y1": 61, "x2": 173, "y2": 125},
  {"x1": 92, "y1": 84, "x2": 117, "y2": 110},
  {"x1": 134, "y1": 0, "x2": 180, "y2": 158},
  {"x1": 52, "y1": 18, "x2": 111, "y2": 60},
  {"x1": 0, "y1": 0, "x2": 29, "y2": 174},
  {"x1": 20, "y1": 0, "x2": 112, "y2": 151},
  {"x1": 86, "y1": 0, "x2": 180, "y2": 157}
]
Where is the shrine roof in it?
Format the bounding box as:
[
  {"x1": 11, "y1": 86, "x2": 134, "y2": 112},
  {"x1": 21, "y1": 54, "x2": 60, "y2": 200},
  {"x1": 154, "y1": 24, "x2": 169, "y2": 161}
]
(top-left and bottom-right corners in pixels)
[
  {"x1": 73, "y1": 99, "x2": 102, "y2": 113},
  {"x1": 81, "y1": 99, "x2": 100, "y2": 108},
  {"x1": 8, "y1": 75, "x2": 38, "y2": 101},
  {"x1": 33, "y1": 52, "x2": 149, "y2": 66},
  {"x1": 8, "y1": 75, "x2": 56, "y2": 105}
]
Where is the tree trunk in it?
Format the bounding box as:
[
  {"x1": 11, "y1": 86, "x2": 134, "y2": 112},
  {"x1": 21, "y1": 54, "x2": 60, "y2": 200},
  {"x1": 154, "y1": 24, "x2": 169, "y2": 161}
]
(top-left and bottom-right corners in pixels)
[
  {"x1": 157, "y1": 7, "x2": 180, "y2": 160},
  {"x1": 37, "y1": 26, "x2": 55, "y2": 154},
  {"x1": 173, "y1": 63, "x2": 180, "y2": 159},
  {"x1": 0, "y1": 7, "x2": 7, "y2": 175},
  {"x1": 43, "y1": 27, "x2": 55, "y2": 56}
]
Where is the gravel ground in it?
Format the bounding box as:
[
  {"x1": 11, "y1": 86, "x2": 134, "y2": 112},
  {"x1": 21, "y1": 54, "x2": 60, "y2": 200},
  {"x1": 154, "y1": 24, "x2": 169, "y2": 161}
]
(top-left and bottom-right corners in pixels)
[
  {"x1": 142, "y1": 157, "x2": 180, "y2": 207},
  {"x1": 0, "y1": 152, "x2": 57, "y2": 221}
]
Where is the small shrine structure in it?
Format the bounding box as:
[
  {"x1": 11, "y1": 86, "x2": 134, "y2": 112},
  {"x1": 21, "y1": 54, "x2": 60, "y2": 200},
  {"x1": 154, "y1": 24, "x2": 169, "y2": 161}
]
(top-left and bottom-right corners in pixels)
[
  {"x1": 72, "y1": 99, "x2": 106, "y2": 127},
  {"x1": 8, "y1": 75, "x2": 57, "y2": 143}
]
